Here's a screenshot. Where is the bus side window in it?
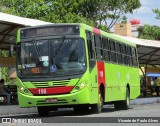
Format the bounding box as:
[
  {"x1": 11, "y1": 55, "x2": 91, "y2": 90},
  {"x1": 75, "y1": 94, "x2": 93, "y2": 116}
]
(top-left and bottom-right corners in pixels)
[
  {"x1": 116, "y1": 42, "x2": 123, "y2": 64},
  {"x1": 128, "y1": 46, "x2": 133, "y2": 66},
  {"x1": 110, "y1": 40, "x2": 116, "y2": 63},
  {"x1": 135, "y1": 48, "x2": 138, "y2": 67},
  {"x1": 132, "y1": 48, "x2": 138, "y2": 67},
  {"x1": 102, "y1": 37, "x2": 110, "y2": 62},
  {"x1": 126, "y1": 46, "x2": 131, "y2": 66},
  {"x1": 122, "y1": 44, "x2": 128, "y2": 65},
  {"x1": 94, "y1": 35, "x2": 103, "y2": 61}
]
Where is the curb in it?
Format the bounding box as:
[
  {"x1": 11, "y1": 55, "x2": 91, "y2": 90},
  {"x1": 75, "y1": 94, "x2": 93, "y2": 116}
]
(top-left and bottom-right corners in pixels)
[
  {"x1": 0, "y1": 97, "x2": 160, "y2": 116},
  {"x1": 130, "y1": 97, "x2": 160, "y2": 105}
]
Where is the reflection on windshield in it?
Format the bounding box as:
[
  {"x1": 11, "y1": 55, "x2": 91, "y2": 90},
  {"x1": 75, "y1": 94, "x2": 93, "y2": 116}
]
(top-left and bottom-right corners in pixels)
[
  {"x1": 17, "y1": 38, "x2": 86, "y2": 77},
  {"x1": 18, "y1": 40, "x2": 49, "y2": 76},
  {"x1": 50, "y1": 38, "x2": 86, "y2": 76}
]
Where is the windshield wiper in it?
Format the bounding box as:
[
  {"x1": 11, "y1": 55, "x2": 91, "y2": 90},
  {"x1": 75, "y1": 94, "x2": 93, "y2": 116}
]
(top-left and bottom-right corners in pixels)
[
  {"x1": 33, "y1": 40, "x2": 41, "y2": 61},
  {"x1": 53, "y1": 36, "x2": 66, "y2": 58}
]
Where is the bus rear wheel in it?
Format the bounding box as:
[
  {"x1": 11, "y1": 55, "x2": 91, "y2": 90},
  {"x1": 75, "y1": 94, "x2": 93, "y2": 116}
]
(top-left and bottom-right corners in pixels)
[
  {"x1": 91, "y1": 92, "x2": 103, "y2": 114},
  {"x1": 37, "y1": 106, "x2": 50, "y2": 117},
  {"x1": 114, "y1": 88, "x2": 130, "y2": 110}
]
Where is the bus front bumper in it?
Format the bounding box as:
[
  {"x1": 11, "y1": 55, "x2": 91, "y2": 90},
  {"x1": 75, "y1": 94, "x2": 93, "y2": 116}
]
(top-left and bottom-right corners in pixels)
[{"x1": 18, "y1": 87, "x2": 91, "y2": 108}]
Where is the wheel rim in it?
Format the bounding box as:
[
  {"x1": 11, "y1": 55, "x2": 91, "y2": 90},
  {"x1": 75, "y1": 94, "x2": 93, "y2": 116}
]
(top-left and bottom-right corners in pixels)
[
  {"x1": 127, "y1": 95, "x2": 129, "y2": 106},
  {"x1": 98, "y1": 93, "x2": 103, "y2": 111},
  {"x1": 126, "y1": 90, "x2": 130, "y2": 108}
]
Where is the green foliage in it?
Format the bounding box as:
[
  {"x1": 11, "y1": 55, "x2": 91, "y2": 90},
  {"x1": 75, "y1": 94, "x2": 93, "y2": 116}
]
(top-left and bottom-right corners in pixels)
[
  {"x1": 121, "y1": 16, "x2": 128, "y2": 24},
  {"x1": 0, "y1": 0, "x2": 141, "y2": 31},
  {"x1": 0, "y1": 50, "x2": 15, "y2": 85},
  {"x1": 153, "y1": 8, "x2": 160, "y2": 20},
  {"x1": 0, "y1": 50, "x2": 8, "y2": 82},
  {"x1": 138, "y1": 9, "x2": 160, "y2": 40},
  {"x1": 138, "y1": 25, "x2": 160, "y2": 40}
]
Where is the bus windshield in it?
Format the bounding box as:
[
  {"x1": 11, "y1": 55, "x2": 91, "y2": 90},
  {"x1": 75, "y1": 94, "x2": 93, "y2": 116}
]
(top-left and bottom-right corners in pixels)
[{"x1": 17, "y1": 38, "x2": 86, "y2": 78}]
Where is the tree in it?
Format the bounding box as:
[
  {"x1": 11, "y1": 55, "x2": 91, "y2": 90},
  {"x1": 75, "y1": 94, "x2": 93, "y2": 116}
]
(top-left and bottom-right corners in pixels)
[
  {"x1": 0, "y1": 50, "x2": 15, "y2": 85},
  {"x1": 137, "y1": 9, "x2": 160, "y2": 40},
  {"x1": 0, "y1": 0, "x2": 94, "y2": 26},
  {"x1": 153, "y1": 8, "x2": 160, "y2": 20},
  {"x1": 0, "y1": 0, "x2": 141, "y2": 31},
  {"x1": 138, "y1": 25, "x2": 160, "y2": 40},
  {"x1": 79, "y1": 0, "x2": 141, "y2": 31}
]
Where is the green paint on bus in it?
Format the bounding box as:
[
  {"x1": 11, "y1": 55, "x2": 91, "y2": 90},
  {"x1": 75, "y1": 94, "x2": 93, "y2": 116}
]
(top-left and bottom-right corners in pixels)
[{"x1": 16, "y1": 23, "x2": 140, "y2": 115}]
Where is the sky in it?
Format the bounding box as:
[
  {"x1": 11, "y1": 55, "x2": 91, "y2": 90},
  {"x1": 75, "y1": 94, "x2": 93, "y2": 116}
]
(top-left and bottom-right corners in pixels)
[{"x1": 126, "y1": 0, "x2": 160, "y2": 26}]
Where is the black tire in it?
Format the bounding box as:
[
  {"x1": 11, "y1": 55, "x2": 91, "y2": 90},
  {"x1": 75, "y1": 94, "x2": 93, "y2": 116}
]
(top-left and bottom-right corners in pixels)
[
  {"x1": 37, "y1": 106, "x2": 50, "y2": 117},
  {"x1": 114, "y1": 88, "x2": 130, "y2": 110},
  {"x1": 122, "y1": 88, "x2": 130, "y2": 110},
  {"x1": 91, "y1": 92, "x2": 103, "y2": 114}
]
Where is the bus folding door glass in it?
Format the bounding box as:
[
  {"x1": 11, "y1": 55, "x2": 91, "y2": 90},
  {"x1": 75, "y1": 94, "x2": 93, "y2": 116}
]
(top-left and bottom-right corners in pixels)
[
  {"x1": 86, "y1": 31, "x2": 96, "y2": 71},
  {"x1": 86, "y1": 32, "x2": 94, "y2": 59}
]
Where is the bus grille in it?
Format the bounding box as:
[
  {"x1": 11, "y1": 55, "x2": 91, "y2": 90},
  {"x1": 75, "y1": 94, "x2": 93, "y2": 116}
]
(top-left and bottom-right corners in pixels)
[
  {"x1": 32, "y1": 80, "x2": 70, "y2": 88},
  {"x1": 36, "y1": 99, "x2": 68, "y2": 105}
]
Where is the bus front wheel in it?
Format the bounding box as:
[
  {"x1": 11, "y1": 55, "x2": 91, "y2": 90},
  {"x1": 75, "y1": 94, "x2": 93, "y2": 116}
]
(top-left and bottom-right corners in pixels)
[
  {"x1": 37, "y1": 106, "x2": 50, "y2": 117},
  {"x1": 91, "y1": 91, "x2": 103, "y2": 114}
]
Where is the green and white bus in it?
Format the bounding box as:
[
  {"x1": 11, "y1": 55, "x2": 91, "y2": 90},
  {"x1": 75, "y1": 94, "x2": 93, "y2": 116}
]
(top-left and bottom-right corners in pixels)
[{"x1": 16, "y1": 23, "x2": 140, "y2": 116}]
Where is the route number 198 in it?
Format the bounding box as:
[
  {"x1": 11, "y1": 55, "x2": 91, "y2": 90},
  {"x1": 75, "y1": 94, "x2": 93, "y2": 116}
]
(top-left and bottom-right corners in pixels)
[{"x1": 38, "y1": 89, "x2": 47, "y2": 94}]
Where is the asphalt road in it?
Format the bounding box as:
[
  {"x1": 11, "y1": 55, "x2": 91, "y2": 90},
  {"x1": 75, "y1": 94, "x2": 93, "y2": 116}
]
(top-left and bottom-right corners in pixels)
[{"x1": 1, "y1": 103, "x2": 160, "y2": 126}]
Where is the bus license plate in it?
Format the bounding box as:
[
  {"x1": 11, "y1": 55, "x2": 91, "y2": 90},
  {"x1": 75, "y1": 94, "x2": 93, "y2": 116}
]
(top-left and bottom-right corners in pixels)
[{"x1": 45, "y1": 98, "x2": 57, "y2": 103}]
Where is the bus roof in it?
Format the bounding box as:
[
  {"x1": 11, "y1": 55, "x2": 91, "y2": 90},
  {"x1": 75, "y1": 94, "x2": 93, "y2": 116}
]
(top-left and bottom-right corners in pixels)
[{"x1": 79, "y1": 23, "x2": 136, "y2": 47}]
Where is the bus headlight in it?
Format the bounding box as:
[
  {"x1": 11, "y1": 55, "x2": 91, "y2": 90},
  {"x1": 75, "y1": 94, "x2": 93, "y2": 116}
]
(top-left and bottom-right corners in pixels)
[
  {"x1": 71, "y1": 81, "x2": 88, "y2": 93},
  {"x1": 81, "y1": 83, "x2": 85, "y2": 87},
  {"x1": 19, "y1": 87, "x2": 29, "y2": 94},
  {"x1": 20, "y1": 87, "x2": 24, "y2": 91}
]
